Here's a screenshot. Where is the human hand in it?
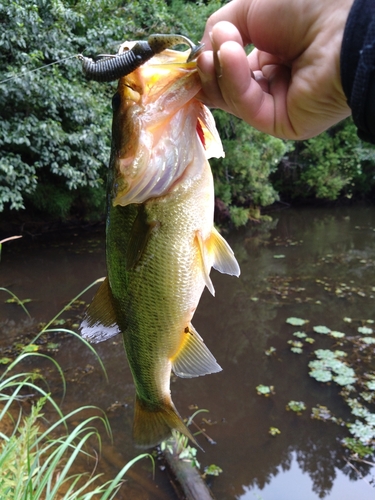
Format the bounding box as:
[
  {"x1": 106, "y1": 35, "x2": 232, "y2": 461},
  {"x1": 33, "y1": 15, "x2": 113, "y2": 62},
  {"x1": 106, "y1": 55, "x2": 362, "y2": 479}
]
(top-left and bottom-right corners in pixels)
[{"x1": 197, "y1": 0, "x2": 354, "y2": 140}]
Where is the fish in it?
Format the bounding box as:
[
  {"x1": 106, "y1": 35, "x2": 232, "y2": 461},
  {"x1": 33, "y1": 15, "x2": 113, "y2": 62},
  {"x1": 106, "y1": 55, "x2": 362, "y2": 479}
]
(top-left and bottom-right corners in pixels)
[{"x1": 80, "y1": 41, "x2": 240, "y2": 449}]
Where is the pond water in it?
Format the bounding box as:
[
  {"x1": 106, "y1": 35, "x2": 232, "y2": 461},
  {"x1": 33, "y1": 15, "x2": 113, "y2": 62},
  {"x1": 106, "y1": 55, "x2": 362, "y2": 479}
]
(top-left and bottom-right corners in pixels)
[{"x1": 1, "y1": 205, "x2": 375, "y2": 499}]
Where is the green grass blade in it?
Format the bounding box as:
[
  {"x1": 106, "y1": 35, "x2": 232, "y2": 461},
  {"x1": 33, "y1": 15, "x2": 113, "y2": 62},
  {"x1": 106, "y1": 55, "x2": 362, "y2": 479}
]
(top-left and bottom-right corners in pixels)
[
  {"x1": 40, "y1": 277, "x2": 105, "y2": 333},
  {"x1": 42, "y1": 328, "x2": 108, "y2": 382},
  {"x1": 0, "y1": 286, "x2": 31, "y2": 318}
]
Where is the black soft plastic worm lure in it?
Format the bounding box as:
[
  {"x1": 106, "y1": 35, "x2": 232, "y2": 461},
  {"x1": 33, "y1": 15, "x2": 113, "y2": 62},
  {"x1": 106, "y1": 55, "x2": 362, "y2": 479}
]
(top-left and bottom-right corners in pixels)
[{"x1": 78, "y1": 34, "x2": 204, "y2": 82}]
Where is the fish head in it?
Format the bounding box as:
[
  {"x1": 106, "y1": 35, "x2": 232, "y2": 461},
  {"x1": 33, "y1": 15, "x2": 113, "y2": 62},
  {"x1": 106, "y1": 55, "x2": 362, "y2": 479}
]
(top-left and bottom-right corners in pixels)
[{"x1": 110, "y1": 44, "x2": 224, "y2": 207}]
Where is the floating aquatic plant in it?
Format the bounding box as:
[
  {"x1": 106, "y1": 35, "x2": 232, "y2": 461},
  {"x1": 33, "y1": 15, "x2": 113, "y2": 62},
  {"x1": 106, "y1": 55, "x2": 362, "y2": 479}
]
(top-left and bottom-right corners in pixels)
[
  {"x1": 313, "y1": 325, "x2": 331, "y2": 334},
  {"x1": 287, "y1": 340, "x2": 303, "y2": 354},
  {"x1": 286, "y1": 317, "x2": 308, "y2": 326},
  {"x1": 268, "y1": 427, "x2": 281, "y2": 436},
  {"x1": 293, "y1": 331, "x2": 307, "y2": 338},
  {"x1": 256, "y1": 385, "x2": 274, "y2": 397},
  {"x1": 358, "y1": 326, "x2": 373, "y2": 335},
  {"x1": 265, "y1": 346, "x2": 276, "y2": 356},
  {"x1": 286, "y1": 401, "x2": 306, "y2": 414},
  {"x1": 203, "y1": 464, "x2": 223, "y2": 477},
  {"x1": 303, "y1": 318, "x2": 375, "y2": 458},
  {"x1": 309, "y1": 349, "x2": 356, "y2": 386},
  {"x1": 311, "y1": 405, "x2": 342, "y2": 425},
  {"x1": 330, "y1": 331, "x2": 345, "y2": 338}
]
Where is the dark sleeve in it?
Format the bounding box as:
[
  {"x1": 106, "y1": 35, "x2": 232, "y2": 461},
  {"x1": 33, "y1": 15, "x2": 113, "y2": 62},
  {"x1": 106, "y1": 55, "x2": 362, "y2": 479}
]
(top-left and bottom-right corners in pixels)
[{"x1": 340, "y1": 0, "x2": 375, "y2": 143}]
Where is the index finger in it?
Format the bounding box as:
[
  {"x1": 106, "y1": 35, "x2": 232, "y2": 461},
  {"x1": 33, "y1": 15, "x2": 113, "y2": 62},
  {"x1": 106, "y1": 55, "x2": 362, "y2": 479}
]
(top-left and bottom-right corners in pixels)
[{"x1": 201, "y1": 0, "x2": 254, "y2": 48}]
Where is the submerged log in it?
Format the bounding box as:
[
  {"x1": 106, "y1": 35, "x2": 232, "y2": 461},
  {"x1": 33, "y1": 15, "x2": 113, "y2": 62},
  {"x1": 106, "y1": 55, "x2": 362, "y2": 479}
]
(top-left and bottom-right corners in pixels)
[{"x1": 163, "y1": 440, "x2": 216, "y2": 500}]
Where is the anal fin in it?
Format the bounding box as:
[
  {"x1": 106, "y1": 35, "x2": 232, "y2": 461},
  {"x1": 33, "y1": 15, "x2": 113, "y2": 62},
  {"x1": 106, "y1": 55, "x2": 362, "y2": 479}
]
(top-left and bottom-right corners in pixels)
[
  {"x1": 80, "y1": 277, "x2": 120, "y2": 343},
  {"x1": 171, "y1": 324, "x2": 222, "y2": 378}
]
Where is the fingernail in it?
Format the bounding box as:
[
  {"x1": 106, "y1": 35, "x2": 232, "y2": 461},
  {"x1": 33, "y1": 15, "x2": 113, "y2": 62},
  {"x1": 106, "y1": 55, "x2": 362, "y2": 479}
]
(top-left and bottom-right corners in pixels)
[
  {"x1": 197, "y1": 65, "x2": 210, "y2": 85},
  {"x1": 209, "y1": 32, "x2": 222, "y2": 78},
  {"x1": 214, "y1": 50, "x2": 222, "y2": 78}
]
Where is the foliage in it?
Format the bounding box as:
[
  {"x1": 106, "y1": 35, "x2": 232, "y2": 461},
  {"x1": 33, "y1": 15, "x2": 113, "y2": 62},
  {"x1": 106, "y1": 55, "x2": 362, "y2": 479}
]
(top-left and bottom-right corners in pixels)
[
  {"x1": 273, "y1": 118, "x2": 375, "y2": 201},
  {"x1": 3, "y1": 0, "x2": 375, "y2": 228},
  {"x1": 0, "y1": 356, "x2": 151, "y2": 498},
  {"x1": 168, "y1": 0, "x2": 222, "y2": 42},
  {"x1": 210, "y1": 111, "x2": 289, "y2": 226},
  {"x1": 0, "y1": 266, "x2": 152, "y2": 497},
  {"x1": 0, "y1": 0, "x2": 183, "y2": 219},
  {"x1": 0, "y1": 0, "x2": 113, "y2": 217}
]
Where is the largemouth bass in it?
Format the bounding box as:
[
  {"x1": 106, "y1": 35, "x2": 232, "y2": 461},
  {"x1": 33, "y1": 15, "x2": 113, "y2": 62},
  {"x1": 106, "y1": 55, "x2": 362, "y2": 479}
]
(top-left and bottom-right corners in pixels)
[{"x1": 81, "y1": 42, "x2": 240, "y2": 448}]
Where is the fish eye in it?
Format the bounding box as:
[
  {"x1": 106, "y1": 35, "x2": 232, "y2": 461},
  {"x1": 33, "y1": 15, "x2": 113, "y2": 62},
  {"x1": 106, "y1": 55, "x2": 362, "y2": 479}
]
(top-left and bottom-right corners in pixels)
[{"x1": 112, "y1": 92, "x2": 121, "y2": 111}]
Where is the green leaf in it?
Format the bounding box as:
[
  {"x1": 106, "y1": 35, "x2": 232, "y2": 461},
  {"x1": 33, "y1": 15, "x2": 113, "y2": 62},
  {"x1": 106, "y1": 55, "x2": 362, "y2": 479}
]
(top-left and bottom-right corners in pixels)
[
  {"x1": 286, "y1": 400, "x2": 306, "y2": 413},
  {"x1": 204, "y1": 464, "x2": 223, "y2": 476},
  {"x1": 313, "y1": 325, "x2": 331, "y2": 334},
  {"x1": 268, "y1": 427, "x2": 281, "y2": 436},
  {"x1": 358, "y1": 326, "x2": 373, "y2": 335},
  {"x1": 0, "y1": 357, "x2": 12, "y2": 365},
  {"x1": 256, "y1": 384, "x2": 274, "y2": 396},
  {"x1": 330, "y1": 331, "x2": 345, "y2": 338},
  {"x1": 293, "y1": 331, "x2": 307, "y2": 338},
  {"x1": 286, "y1": 317, "x2": 308, "y2": 326}
]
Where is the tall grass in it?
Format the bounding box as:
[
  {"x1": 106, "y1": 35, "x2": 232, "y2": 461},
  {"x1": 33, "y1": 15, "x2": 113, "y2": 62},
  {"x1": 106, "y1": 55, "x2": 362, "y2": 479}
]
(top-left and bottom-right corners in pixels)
[{"x1": 0, "y1": 274, "x2": 152, "y2": 499}]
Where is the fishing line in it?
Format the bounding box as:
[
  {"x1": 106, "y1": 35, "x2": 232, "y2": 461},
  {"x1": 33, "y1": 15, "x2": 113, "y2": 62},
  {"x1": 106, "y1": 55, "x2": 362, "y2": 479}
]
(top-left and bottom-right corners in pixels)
[{"x1": 0, "y1": 54, "x2": 80, "y2": 84}]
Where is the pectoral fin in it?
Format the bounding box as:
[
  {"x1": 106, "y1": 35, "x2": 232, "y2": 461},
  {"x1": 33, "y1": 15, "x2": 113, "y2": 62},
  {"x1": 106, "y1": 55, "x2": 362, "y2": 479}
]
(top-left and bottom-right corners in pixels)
[
  {"x1": 80, "y1": 278, "x2": 120, "y2": 343},
  {"x1": 196, "y1": 227, "x2": 240, "y2": 296},
  {"x1": 195, "y1": 230, "x2": 215, "y2": 295},
  {"x1": 209, "y1": 227, "x2": 240, "y2": 277},
  {"x1": 126, "y1": 206, "x2": 158, "y2": 270},
  {"x1": 171, "y1": 324, "x2": 222, "y2": 378}
]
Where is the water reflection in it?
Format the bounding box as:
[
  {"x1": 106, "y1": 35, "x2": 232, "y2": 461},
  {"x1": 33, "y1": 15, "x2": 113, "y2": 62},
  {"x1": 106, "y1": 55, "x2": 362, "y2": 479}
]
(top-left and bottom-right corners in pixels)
[
  {"x1": 1, "y1": 207, "x2": 375, "y2": 499},
  {"x1": 241, "y1": 452, "x2": 372, "y2": 500}
]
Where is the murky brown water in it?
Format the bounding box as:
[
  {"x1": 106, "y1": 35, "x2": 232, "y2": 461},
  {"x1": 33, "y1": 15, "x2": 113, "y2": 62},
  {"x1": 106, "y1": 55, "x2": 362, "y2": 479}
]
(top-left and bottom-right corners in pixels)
[{"x1": 1, "y1": 206, "x2": 375, "y2": 499}]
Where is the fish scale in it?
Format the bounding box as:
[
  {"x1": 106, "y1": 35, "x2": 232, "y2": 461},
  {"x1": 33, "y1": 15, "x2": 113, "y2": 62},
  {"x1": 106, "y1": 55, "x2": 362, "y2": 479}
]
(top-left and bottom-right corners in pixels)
[{"x1": 81, "y1": 46, "x2": 240, "y2": 448}]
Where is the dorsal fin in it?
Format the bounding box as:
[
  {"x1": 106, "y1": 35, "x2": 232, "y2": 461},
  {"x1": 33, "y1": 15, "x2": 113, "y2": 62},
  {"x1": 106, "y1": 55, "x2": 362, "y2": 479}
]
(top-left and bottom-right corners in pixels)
[
  {"x1": 171, "y1": 324, "x2": 222, "y2": 378},
  {"x1": 80, "y1": 278, "x2": 120, "y2": 343}
]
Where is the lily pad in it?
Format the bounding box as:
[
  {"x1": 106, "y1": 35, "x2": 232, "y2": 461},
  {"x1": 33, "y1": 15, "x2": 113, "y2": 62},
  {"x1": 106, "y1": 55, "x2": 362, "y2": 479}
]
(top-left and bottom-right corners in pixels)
[
  {"x1": 286, "y1": 400, "x2": 306, "y2": 413},
  {"x1": 256, "y1": 384, "x2": 274, "y2": 396},
  {"x1": 286, "y1": 317, "x2": 308, "y2": 326},
  {"x1": 366, "y1": 380, "x2": 375, "y2": 391},
  {"x1": 362, "y1": 337, "x2": 375, "y2": 344},
  {"x1": 358, "y1": 326, "x2": 373, "y2": 335},
  {"x1": 313, "y1": 325, "x2": 331, "y2": 334},
  {"x1": 291, "y1": 347, "x2": 303, "y2": 354},
  {"x1": 330, "y1": 331, "x2": 345, "y2": 338},
  {"x1": 293, "y1": 331, "x2": 307, "y2": 338}
]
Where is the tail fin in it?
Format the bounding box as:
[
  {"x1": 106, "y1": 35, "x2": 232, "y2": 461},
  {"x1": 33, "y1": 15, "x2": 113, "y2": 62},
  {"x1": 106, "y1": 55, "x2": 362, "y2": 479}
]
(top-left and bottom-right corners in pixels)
[{"x1": 133, "y1": 395, "x2": 199, "y2": 449}]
